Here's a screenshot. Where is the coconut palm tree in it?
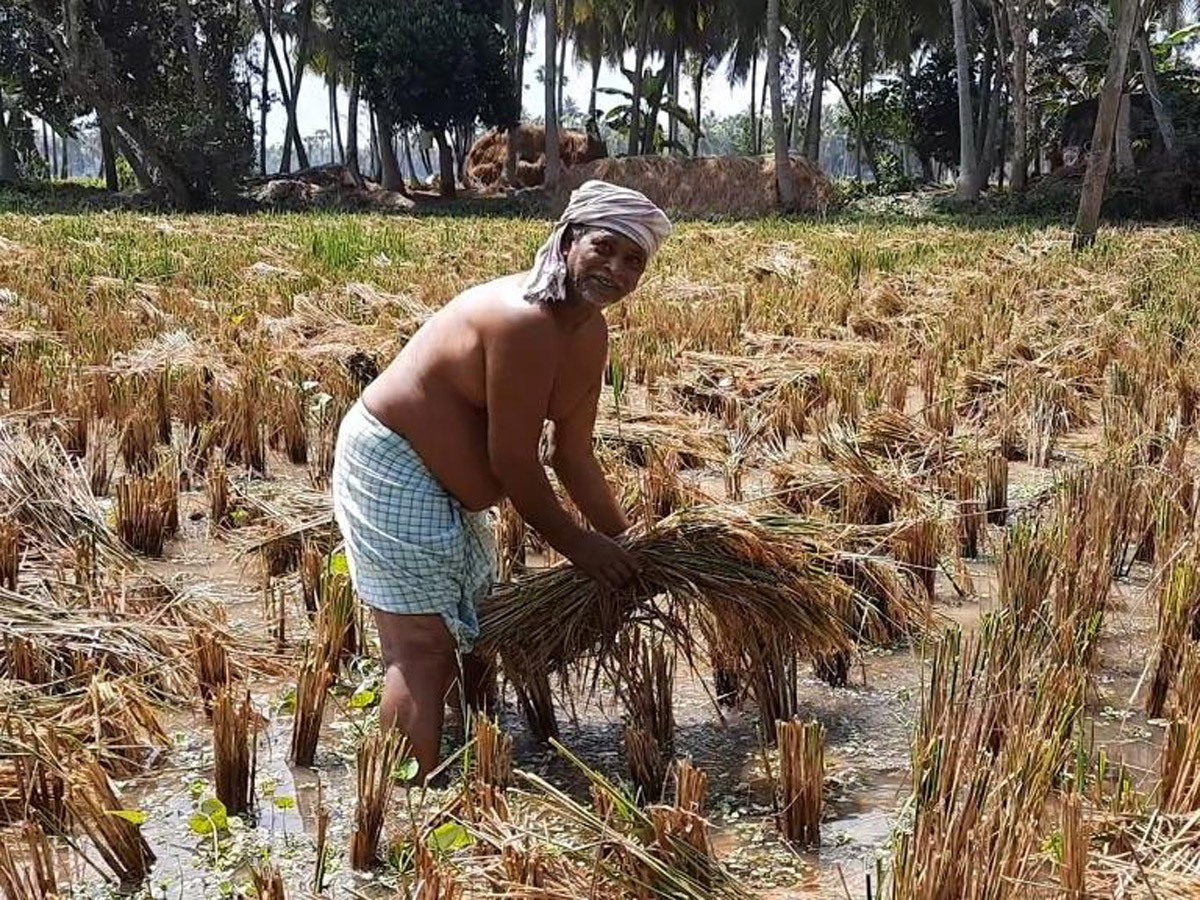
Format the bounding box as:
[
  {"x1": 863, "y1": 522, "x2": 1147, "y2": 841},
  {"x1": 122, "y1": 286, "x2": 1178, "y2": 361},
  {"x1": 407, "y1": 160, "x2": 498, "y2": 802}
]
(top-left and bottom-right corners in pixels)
[
  {"x1": 1073, "y1": 0, "x2": 1142, "y2": 248},
  {"x1": 767, "y1": 0, "x2": 797, "y2": 206},
  {"x1": 685, "y1": 0, "x2": 731, "y2": 155},
  {"x1": 545, "y1": 0, "x2": 562, "y2": 186},
  {"x1": 572, "y1": 0, "x2": 625, "y2": 119},
  {"x1": 950, "y1": 0, "x2": 980, "y2": 198}
]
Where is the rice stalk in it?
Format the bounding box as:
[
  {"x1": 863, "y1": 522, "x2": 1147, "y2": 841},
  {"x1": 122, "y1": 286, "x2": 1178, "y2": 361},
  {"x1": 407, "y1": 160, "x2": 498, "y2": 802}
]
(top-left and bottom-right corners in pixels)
[
  {"x1": 206, "y1": 452, "x2": 229, "y2": 530},
  {"x1": 191, "y1": 627, "x2": 231, "y2": 711},
  {"x1": 619, "y1": 633, "x2": 675, "y2": 802},
  {"x1": 288, "y1": 645, "x2": 333, "y2": 768},
  {"x1": 0, "y1": 822, "x2": 58, "y2": 900},
  {"x1": 308, "y1": 396, "x2": 345, "y2": 490},
  {"x1": 985, "y1": 452, "x2": 1008, "y2": 525},
  {"x1": 481, "y1": 511, "x2": 856, "y2": 686},
  {"x1": 473, "y1": 712, "x2": 513, "y2": 790},
  {"x1": 213, "y1": 687, "x2": 257, "y2": 817},
  {"x1": 1147, "y1": 546, "x2": 1200, "y2": 719},
  {"x1": 85, "y1": 419, "x2": 113, "y2": 497},
  {"x1": 68, "y1": 758, "x2": 155, "y2": 885},
  {"x1": 349, "y1": 728, "x2": 407, "y2": 870},
  {"x1": 956, "y1": 472, "x2": 984, "y2": 560},
  {"x1": 413, "y1": 840, "x2": 464, "y2": 899},
  {"x1": 276, "y1": 379, "x2": 309, "y2": 466},
  {"x1": 776, "y1": 719, "x2": 824, "y2": 846},
  {"x1": 114, "y1": 471, "x2": 174, "y2": 557},
  {"x1": 0, "y1": 524, "x2": 18, "y2": 592},
  {"x1": 119, "y1": 407, "x2": 158, "y2": 476},
  {"x1": 250, "y1": 859, "x2": 287, "y2": 900},
  {"x1": 1060, "y1": 791, "x2": 1087, "y2": 899},
  {"x1": 1160, "y1": 646, "x2": 1200, "y2": 814},
  {"x1": 513, "y1": 667, "x2": 559, "y2": 744}
]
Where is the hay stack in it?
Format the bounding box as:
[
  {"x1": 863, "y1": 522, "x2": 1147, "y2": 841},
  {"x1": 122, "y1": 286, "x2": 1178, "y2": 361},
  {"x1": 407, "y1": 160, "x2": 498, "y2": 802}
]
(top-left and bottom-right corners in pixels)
[
  {"x1": 465, "y1": 125, "x2": 607, "y2": 189},
  {"x1": 559, "y1": 155, "x2": 835, "y2": 217}
]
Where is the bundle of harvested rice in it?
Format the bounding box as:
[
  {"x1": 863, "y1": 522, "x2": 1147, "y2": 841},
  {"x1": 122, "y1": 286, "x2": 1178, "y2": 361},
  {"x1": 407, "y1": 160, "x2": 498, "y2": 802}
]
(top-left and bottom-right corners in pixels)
[{"x1": 477, "y1": 511, "x2": 858, "y2": 680}]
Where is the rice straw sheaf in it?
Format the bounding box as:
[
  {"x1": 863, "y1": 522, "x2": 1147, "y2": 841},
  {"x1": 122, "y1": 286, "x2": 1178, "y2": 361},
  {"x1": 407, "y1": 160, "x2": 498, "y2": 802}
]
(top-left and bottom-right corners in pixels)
[{"x1": 478, "y1": 510, "x2": 909, "y2": 680}]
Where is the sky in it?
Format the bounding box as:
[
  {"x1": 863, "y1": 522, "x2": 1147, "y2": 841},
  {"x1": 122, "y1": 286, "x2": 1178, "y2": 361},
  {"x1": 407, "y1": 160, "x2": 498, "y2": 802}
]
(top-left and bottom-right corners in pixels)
[{"x1": 275, "y1": 18, "x2": 755, "y2": 149}]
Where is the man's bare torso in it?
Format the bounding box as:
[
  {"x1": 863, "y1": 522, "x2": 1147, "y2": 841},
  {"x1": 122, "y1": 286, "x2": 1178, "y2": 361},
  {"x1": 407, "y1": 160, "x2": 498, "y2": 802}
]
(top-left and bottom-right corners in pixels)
[{"x1": 362, "y1": 273, "x2": 607, "y2": 511}]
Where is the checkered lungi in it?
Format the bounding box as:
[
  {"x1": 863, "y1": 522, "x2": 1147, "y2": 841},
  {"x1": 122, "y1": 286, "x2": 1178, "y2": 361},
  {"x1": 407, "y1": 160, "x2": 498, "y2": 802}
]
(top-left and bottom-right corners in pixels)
[{"x1": 331, "y1": 400, "x2": 495, "y2": 651}]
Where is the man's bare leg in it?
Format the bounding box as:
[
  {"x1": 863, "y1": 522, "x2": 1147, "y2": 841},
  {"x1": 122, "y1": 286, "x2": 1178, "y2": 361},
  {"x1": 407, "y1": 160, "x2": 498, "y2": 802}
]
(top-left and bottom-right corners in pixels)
[{"x1": 372, "y1": 610, "x2": 457, "y2": 777}]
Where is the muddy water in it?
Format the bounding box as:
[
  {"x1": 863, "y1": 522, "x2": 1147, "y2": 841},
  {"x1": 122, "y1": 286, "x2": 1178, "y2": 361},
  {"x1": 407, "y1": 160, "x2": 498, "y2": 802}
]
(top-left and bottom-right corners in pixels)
[{"x1": 52, "y1": 458, "x2": 1169, "y2": 899}]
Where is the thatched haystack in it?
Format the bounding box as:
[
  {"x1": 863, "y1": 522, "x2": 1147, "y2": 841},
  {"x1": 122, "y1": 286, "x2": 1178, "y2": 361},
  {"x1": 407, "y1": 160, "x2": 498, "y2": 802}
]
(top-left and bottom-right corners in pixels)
[
  {"x1": 466, "y1": 125, "x2": 608, "y2": 190},
  {"x1": 559, "y1": 155, "x2": 835, "y2": 217}
]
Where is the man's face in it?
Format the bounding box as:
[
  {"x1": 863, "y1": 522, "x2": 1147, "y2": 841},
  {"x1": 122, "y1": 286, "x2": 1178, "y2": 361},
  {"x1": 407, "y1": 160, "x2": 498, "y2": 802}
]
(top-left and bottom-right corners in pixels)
[{"x1": 564, "y1": 227, "x2": 648, "y2": 308}]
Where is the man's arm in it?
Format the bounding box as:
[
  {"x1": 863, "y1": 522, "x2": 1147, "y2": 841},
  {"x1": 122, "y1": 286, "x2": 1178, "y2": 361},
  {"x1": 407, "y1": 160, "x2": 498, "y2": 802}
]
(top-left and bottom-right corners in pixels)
[
  {"x1": 551, "y1": 383, "x2": 630, "y2": 537},
  {"x1": 486, "y1": 312, "x2": 635, "y2": 587}
]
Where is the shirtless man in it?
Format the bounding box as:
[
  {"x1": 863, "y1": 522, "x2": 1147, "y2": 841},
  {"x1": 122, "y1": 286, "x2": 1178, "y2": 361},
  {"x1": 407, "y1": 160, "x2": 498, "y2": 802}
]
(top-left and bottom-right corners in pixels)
[{"x1": 332, "y1": 181, "x2": 672, "y2": 774}]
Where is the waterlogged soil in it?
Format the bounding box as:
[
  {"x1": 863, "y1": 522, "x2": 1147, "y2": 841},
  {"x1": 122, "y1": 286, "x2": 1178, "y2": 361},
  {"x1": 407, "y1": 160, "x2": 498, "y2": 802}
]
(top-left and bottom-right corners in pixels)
[{"x1": 48, "y1": 445, "x2": 1165, "y2": 900}]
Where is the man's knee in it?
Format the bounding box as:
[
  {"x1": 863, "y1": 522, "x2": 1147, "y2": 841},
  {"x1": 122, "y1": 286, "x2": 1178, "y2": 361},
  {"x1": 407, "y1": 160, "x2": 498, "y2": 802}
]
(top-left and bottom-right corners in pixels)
[{"x1": 374, "y1": 611, "x2": 456, "y2": 665}]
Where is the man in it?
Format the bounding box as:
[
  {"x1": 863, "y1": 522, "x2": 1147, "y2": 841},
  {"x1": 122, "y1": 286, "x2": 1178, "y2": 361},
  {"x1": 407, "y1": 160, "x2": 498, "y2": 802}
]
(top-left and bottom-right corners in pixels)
[{"x1": 332, "y1": 180, "x2": 672, "y2": 774}]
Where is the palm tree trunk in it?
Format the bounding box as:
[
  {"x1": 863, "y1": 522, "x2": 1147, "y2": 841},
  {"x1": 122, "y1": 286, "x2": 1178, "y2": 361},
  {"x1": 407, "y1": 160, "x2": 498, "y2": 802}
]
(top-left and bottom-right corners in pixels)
[
  {"x1": 557, "y1": 0, "x2": 572, "y2": 121},
  {"x1": 281, "y1": 0, "x2": 314, "y2": 173},
  {"x1": 856, "y1": 46, "x2": 867, "y2": 181},
  {"x1": 692, "y1": 65, "x2": 704, "y2": 156},
  {"x1": 628, "y1": 2, "x2": 651, "y2": 156},
  {"x1": 976, "y1": 32, "x2": 993, "y2": 161},
  {"x1": 434, "y1": 129, "x2": 456, "y2": 198},
  {"x1": 1135, "y1": 29, "x2": 1176, "y2": 159},
  {"x1": 749, "y1": 52, "x2": 758, "y2": 155},
  {"x1": 346, "y1": 72, "x2": 363, "y2": 187},
  {"x1": 0, "y1": 100, "x2": 18, "y2": 183},
  {"x1": 329, "y1": 73, "x2": 344, "y2": 164},
  {"x1": 951, "y1": 0, "x2": 980, "y2": 199},
  {"x1": 250, "y1": 0, "x2": 304, "y2": 175},
  {"x1": 259, "y1": 26, "x2": 270, "y2": 175},
  {"x1": 368, "y1": 102, "x2": 380, "y2": 180},
  {"x1": 643, "y1": 42, "x2": 675, "y2": 154},
  {"x1": 759, "y1": 58, "x2": 770, "y2": 155},
  {"x1": 544, "y1": 0, "x2": 562, "y2": 186},
  {"x1": 402, "y1": 129, "x2": 419, "y2": 185},
  {"x1": 804, "y1": 39, "x2": 826, "y2": 162},
  {"x1": 1116, "y1": 93, "x2": 1135, "y2": 171},
  {"x1": 588, "y1": 54, "x2": 602, "y2": 119},
  {"x1": 768, "y1": 0, "x2": 797, "y2": 209},
  {"x1": 668, "y1": 47, "x2": 681, "y2": 151},
  {"x1": 788, "y1": 44, "x2": 806, "y2": 150},
  {"x1": 514, "y1": 0, "x2": 531, "y2": 96},
  {"x1": 99, "y1": 120, "x2": 119, "y2": 189},
  {"x1": 376, "y1": 109, "x2": 404, "y2": 192},
  {"x1": 1005, "y1": 0, "x2": 1029, "y2": 193},
  {"x1": 60, "y1": 130, "x2": 69, "y2": 178},
  {"x1": 978, "y1": 66, "x2": 1003, "y2": 189},
  {"x1": 1073, "y1": 0, "x2": 1140, "y2": 249}
]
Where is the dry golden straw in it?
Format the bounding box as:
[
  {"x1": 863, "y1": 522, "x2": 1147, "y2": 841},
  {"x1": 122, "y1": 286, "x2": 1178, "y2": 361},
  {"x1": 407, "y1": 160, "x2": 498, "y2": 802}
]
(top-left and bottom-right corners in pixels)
[
  {"x1": 349, "y1": 728, "x2": 407, "y2": 870},
  {"x1": 776, "y1": 719, "x2": 824, "y2": 846},
  {"x1": 213, "y1": 687, "x2": 257, "y2": 816}
]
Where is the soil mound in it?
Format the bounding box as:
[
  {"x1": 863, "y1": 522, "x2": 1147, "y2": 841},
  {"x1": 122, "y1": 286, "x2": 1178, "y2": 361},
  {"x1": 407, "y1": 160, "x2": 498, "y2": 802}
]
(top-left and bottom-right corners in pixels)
[{"x1": 558, "y1": 154, "x2": 835, "y2": 217}]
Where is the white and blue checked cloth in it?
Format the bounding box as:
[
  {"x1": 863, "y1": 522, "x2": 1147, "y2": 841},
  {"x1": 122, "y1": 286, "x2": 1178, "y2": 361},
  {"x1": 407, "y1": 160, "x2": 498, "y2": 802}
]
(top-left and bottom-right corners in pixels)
[{"x1": 331, "y1": 401, "x2": 495, "y2": 651}]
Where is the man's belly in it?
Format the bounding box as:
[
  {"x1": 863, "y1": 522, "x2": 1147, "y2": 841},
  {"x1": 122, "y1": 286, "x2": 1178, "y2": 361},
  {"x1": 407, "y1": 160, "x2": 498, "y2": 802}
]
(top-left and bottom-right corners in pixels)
[{"x1": 362, "y1": 389, "x2": 502, "y2": 512}]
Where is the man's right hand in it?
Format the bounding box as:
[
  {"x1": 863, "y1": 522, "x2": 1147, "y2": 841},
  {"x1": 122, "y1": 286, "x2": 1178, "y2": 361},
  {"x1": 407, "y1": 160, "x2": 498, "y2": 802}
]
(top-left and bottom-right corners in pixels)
[{"x1": 566, "y1": 530, "x2": 639, "y2": 590}]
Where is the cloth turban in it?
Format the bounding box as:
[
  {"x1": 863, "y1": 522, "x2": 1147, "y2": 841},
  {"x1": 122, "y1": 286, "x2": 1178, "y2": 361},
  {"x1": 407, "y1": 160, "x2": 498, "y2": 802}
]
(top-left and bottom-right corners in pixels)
[{"x1": 523, "y1": 180, "x2": 672, "y2": 304}]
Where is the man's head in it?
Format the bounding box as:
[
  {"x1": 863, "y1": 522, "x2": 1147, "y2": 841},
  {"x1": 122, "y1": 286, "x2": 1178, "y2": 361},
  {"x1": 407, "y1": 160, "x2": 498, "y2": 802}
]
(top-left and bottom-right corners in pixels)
[
  {"x1": 562, "y1": 225, "x2": 648, "y2": 308},
  {"x1": 523, "y1": 180, "x2": 672, "y2": 306}
]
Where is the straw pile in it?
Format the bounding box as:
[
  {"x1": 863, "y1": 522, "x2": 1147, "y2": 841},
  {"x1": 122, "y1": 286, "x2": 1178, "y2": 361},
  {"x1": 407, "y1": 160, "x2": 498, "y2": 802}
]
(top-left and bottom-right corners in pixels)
[
  {"x1": 478, "y1": 511, "x2": 869, "y2": 683},
  {"x1": 559, "y1": 154, "x2": 835, "y2": 217}
]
